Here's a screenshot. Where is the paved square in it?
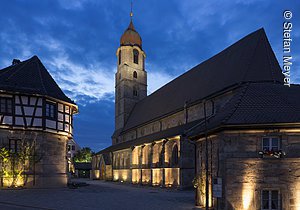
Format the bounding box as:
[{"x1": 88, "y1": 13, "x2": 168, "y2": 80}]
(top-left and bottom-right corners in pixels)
[{"x1": 0, "y1": 180, "x2": 195, "y2": 210}]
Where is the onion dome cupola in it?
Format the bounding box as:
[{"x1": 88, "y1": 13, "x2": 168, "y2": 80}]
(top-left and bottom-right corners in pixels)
[{"x1": 120, "y1": 20, "x2": 142, "y2": 48}]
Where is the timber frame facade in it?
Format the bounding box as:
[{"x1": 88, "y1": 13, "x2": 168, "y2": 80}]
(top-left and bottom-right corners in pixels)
[{"x1": 0, "y1": 56, "x2": 78, "y2": 188}]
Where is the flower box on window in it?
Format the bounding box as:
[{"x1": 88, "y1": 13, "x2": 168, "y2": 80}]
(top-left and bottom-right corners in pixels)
[{"x1": 258, "y1": 150, "x2": 286, "y2": 158}]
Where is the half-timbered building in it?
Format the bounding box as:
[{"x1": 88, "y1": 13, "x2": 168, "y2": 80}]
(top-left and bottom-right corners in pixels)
[{"x1": 0, "y1": 56, "x2": 78, "y2": 188}]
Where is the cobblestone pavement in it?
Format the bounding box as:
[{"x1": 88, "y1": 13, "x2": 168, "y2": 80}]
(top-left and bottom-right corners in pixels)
[{"x1": 0, "y1": 180, "x2": 195, "y2": 210}]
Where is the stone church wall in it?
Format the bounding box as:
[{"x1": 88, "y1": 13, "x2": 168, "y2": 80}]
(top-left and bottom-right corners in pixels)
[{"x1": 121, "y1": 89, "x2": 235, "y2": 144}]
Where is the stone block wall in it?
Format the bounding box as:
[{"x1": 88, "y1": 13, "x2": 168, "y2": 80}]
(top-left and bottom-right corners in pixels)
[
  {"x1": 195, "y1": 130, "x2": 300, "y2": 209},
  {"x1": 0, "y1": 130, "x2": 68, "y2": 188}
]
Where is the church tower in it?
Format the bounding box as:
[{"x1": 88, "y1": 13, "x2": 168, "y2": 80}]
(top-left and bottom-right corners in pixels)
[{"x1": 114, "y1": 12, "x2": 147, "y2": 144}]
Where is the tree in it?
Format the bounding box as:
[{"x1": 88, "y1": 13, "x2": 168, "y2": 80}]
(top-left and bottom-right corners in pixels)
[
  {"x1": 73, "y1": 147, "x2": 93, "y2": 163},
  {"x1": 0, "y1": 132, "x2": 42, "y2": 188}
]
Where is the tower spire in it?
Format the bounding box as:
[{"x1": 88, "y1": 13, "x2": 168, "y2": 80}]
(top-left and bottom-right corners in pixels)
[{"x1": 130, "y1": 0, "x2": 133, "y2": 20}]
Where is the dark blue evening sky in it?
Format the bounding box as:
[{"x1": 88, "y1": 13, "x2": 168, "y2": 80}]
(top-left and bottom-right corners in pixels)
[{"x1": 0, "y1": 0, "x2": 299, "y2": 152}]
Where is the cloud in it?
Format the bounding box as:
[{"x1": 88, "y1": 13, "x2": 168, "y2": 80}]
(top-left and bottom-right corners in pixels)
[
  {"x1": 148, "y1": 71, "x2": 175, "y2": 95},
  {"x1": 46, "y1": 54, "x2": 115, "y2": 104},
  {"x1": 58, "y1": 0, "x2": 91, "y2": 10}
]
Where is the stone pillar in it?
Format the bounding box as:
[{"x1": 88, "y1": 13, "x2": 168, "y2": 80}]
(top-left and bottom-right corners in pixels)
[
  {"x1": 162, "y1": 139, "x2": 168, "y2": 187},
  {"x1": 130, "y1": 146, "x2": 135, "y2": 184},
  {"x1": 140, "y1": 146, "x2": 144, "y2": 184},
  {"x1": 150, "y1": 142, "x2": 155, "y2": 185}
]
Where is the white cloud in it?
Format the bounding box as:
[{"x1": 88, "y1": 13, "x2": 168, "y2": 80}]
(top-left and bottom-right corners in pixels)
[
  {"x1": 46, "y1": 55, "x2": 115, "y2": 103},
  {"x1": 147, "y1": 71, "x2": 175, "y2": 95},
  {"x1": 58, "y1": 0, "x2": 91, "y2": 10}
]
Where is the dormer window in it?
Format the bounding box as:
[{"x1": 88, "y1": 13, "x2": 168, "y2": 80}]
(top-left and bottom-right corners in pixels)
[
  {"x1": 45, "y1": 102, "x2": 56, "y2": 120},
  {"x1": 133, "y1": 49, "x2": 139, "y2": 64},
  {"x1": 0, "y1": 97, "x2": 13, "y2": 115}
]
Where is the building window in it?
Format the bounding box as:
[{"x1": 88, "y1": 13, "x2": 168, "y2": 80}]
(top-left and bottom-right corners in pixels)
[
  {"x1": 171, "y1": 144, "x2": 179, "y2": 166},
  {"x1": 45, "y1": 102, "x2": 56, "y2": 120},
  {"x1": 67, "y1": 145, "x2": 71, "y2": 151},
  {"x1": 0, "y1": 97, "x2": 13, "y2": 115},
  {"x1": 133, "y1": 49, "x2": 139, "y2": 64},
  {"x1": 119, "y1": 50, "x2": 121, "y2": 65},
  {"x1": 261, "y1": 190, "x2": 279, "y2": 210},
  {"x1": 72, "y1": 145, "x2": 75, "y2": 151},
  {"x1": 9, "y1": 139, "x2": 21, "y2": 153},
  {"x1": 133, "y1": 71, "x2": 137, "y2": 79},
  {"x1": 262, "y1": 137, "x2": 279, "y2": 151}
]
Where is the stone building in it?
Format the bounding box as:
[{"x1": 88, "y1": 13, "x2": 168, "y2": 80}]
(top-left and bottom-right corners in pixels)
[
  {"x1": 183, "y1": 30, "x2": 300, "y2": 209},
  {"x1": 0, "y1": 56, "x2": 78, "y2": 188},
  {"x1": 92, "y1": 15, "x2": 300, "y2": 209}
]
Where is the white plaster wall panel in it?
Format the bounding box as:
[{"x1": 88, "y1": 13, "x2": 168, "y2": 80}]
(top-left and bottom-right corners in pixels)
[
  {"x1": 33, "y1": 118, "x2": 42, "y2": 126},
  {"x1": 58, "y1": 103, "x2": 63, "y2": 112},
  {"x1": 58, "y1": 113, "x2": 63, "y2": 121},
  {"x1": 24, "y1": 107, "x2": 34, "y2": 116},
  {"x1": 21, "y1": 96, "x2": 28, "y2": 105},
  {"x1": 3, "y1": 116, "x2": 12, "y2": 125},
  {"x1": 26, "y1": 117, "x2": 32, "y2": 125},
  {"x1": 65, "y1": 114, "x2": 69, "y2": 123},
  {"x1": 30, "y1": 97, "x2": 37, "y2": 105},
  {"x1": 15, "y1": 117, "x2": 24, "y2": 125},
  {"x1": 37, "y1": 98, "x2": 42, "y2": 106},
  {"x1": 15, "y1": 96, "x2": 20, "y2": 104},
  {"x1": 58, "y1": 122, "x2": 63, "y2": 130},
  {"x1": 64, "y1": 124, "x2": 69, "y2": 132},
  {"x1": 15, "y1": 106, "x2": 22, "y2": 115},
  {"x1": 46, "y1": 119, "x2": 56, "y2": 129},
  {"x1": 65, "y1": 106, "x2": 70, "y2": 113},
  {"x1": 35, "y1": 108, "x2": 42, "y2": 116}
]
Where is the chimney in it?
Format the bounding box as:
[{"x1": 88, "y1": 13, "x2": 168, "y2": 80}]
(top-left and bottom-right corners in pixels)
[{"x1": 12, "y1": 59, "x2": 21, "y2": 66}]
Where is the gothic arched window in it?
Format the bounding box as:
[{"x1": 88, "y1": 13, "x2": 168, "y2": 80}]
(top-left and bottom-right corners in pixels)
[
  {"x1": 133, "y1": 49, "x2": 139, "y2": 64},
  {"x1": 119, "y1": 50, "x2": 121, "y2": 65},
  {"x1": 171, "y1": 144, "x2": 179, "y2": 167},
  {"x1": 133, "y1": 71, "x2": 137, "y2": 79}
]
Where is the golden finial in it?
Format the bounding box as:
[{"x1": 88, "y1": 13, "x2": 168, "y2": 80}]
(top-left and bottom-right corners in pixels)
[{"x1": 130, "y1": 0, "x2": 133, "y2": 19}]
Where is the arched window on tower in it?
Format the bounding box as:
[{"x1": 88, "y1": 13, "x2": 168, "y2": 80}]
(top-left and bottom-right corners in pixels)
[
  {"x1": 119, "y1": 50, "x2": 122, "y2": 65},
  {"x1": 133, "y1": 86, "x2": 138, "y2": 97},
  {"x1": 133, "y1": 49, "x2": 139, "y2": 64},
  {"x1": 171, "y1": 144, "x2": 179, "y2": 167},
  {"x1": 133, "y1": 71, "x2": 137, "y2": 79}
]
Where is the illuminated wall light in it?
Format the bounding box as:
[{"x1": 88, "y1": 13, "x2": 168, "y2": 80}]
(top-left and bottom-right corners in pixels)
[
  {"x1": 296, "y1": 182, "x2": 300, "y2": 210},
  {"x1": 113, "y1": 171, "x2": 119, "y2": 181},
  {"x1": 242, "y1": 183, "x2": 255, "y2": 210}
]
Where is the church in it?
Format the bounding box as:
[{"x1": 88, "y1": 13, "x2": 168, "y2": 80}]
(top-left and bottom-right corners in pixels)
[{"x1": 92, "y1": 15, "x2": 300, "y2": 209}]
